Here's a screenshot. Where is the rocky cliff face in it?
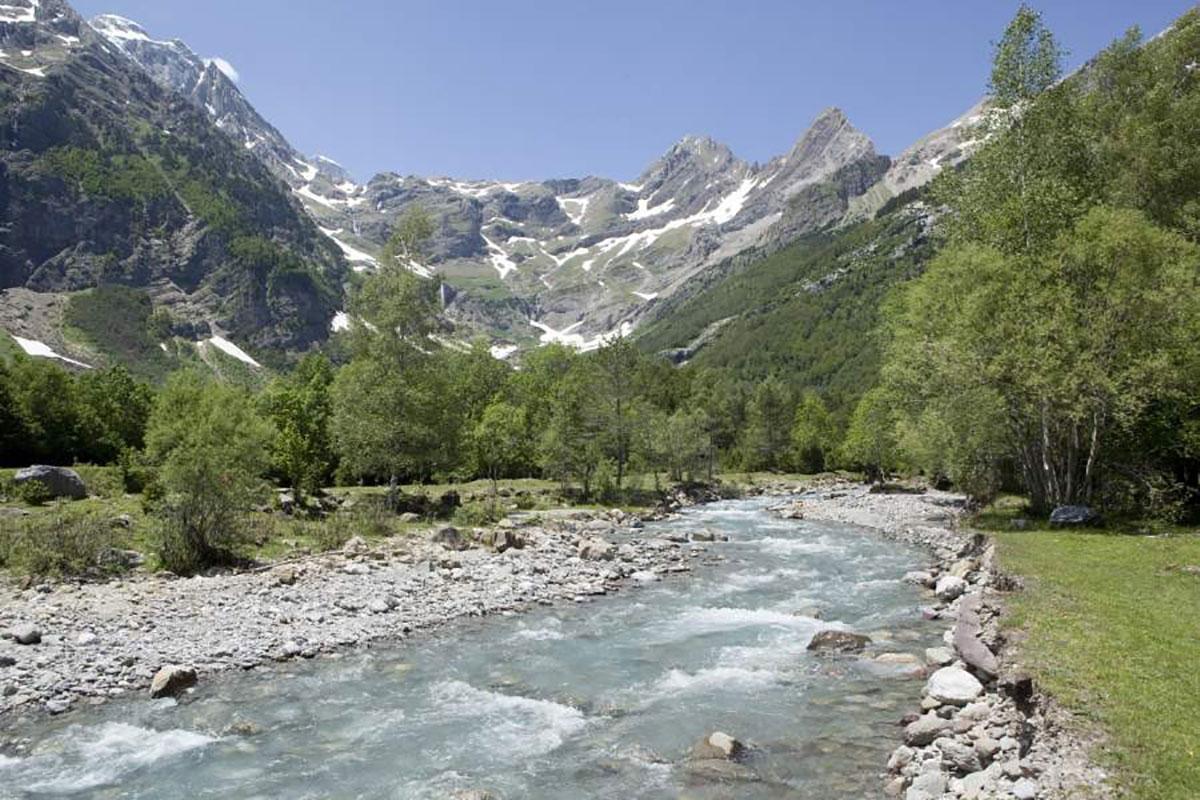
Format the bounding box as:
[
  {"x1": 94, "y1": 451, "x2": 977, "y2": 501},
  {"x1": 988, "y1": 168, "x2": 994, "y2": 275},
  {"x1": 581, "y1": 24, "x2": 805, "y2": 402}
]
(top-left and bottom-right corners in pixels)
[
  {"x1": 79, "y1": 3, "x2": 982, "y2": 359},
  {"x1": 0, "y1": 1, "x2": 346, "y2": 357}
]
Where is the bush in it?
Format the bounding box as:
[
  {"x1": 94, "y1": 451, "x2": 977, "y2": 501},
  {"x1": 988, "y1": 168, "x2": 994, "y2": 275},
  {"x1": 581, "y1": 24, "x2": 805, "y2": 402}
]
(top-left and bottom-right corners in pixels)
[
  {"x1": 11, "y1": 479, "x2": 54, "y2": 507},
  {"x1": 0, "y1": 509, "x2": 115, "y2": 577},
  {"x1": 71, "y1": 465, "x2": 124, "y2": 499},
  {"x1": 453, "y1": 500, "x2": 501, "y2": 527},
  {"x1": 145, "y1": 372, "x2": 272, "y2": 575},
  {"x1": 154, "y1": 487, "x2": 251, "y2": 575}
]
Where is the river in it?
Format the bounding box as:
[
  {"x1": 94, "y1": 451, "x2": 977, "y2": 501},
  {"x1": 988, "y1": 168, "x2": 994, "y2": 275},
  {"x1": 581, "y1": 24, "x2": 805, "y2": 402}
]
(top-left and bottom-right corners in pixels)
[{"x1": 1, "y1": 496, "x2": 940, "y2": 799}]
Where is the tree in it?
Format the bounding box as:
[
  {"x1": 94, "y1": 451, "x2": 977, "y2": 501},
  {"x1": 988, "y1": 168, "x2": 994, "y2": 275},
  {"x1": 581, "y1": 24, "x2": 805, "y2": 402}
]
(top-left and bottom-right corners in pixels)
[
  {"x1": 841, "y1": 386, "x2": 899, "y2": 483},
  {"x1": 883, "y1": 207, "x2": 1200, "y2": 510},
  {"x1": 652, "y1": 407, "x2": 712, "y2": 483},
  {"x1": 333, "y1": 213, "x2": 443, "y2": 495},
  {"x1": 593, "y1": 336, "x2": 642, "y2": 489},
  {"x1": 470, "y1": 399, "x2": 530, "y2": 504},
  {"x1": 260, "y1": 352, "x2": 335, "y2": 502},
  {"x1": 0, "y1": 361, "x2": 32, "y2": 467},
  {"x1": 7, "y1": 357, "x2": 80, "y2": 465},
  {"x1": 989, "y1": 4, "x2": 1063, "y2": 108},
  {"x1": 936, "y1": 6, "x2": 1096, "y2": 261},
  {"x1": 741, "y1": 376, "x2": 793, "y2": 471},
  {"x1": 145, "y1": 371, "x2": 272, "y2": 573},
  {"x1": 539, "y1": 362, "x2": 603, "y2": 497},
  {"x1": 790, "y1": 391, "x2": 836, "y2": 474},
  {"x1": 75, "y1": 366, "x2": 154, "y2": 464},
  {"x1": 383, "y1": 205, "x2": 435, "y2": 270}
]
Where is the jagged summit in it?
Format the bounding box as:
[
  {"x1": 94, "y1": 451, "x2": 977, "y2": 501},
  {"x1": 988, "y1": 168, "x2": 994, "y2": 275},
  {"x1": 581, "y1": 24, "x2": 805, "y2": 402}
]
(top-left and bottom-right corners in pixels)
[{"x1": 4, "y1": 1, "x2": 981, "y2": 358}]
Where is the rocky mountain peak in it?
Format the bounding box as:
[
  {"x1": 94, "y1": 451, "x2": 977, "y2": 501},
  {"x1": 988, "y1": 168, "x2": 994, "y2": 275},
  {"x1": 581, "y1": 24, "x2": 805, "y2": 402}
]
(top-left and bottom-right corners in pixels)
[{"x1": 786, "y1": 106, "x2": 871, "y2": 163}]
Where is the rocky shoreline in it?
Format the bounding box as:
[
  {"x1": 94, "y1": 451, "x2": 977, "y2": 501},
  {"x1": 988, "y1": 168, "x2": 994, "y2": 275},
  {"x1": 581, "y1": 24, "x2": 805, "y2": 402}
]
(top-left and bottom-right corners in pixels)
[
  {"x1": 792, "y1": 484, "x2": 1110, "y2": 800},
  {"x1": 0, "y1": 507, "x2": 707, "y2": 725}
]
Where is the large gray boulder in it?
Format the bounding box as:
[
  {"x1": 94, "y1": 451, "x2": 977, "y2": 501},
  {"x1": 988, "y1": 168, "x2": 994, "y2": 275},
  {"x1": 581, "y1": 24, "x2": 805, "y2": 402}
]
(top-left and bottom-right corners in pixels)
[
  {"x1": 1049, "y1": 505, "x2": 1101, "y2": 527},
  {"x1": 13, "y1": 466, "x2": 86, "y2": 500}
]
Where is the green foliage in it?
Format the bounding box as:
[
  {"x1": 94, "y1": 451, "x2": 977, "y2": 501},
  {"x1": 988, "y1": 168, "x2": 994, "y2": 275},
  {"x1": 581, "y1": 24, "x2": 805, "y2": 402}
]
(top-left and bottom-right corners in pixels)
[
  {"x1": 988, "y1": 5, "x2": 1064, "y2": 107},
  {"x1": 43, "y1": 146, "x2": 169, "y2": 203},
  {"x1": 260, "y1": 353, "x2": 335, "y2": 499},
  {"x1": 470, "y1": 400, "x2": 531, "y2": 496},
  {"x1": 0, "y1": 507, "x2": 116, "y2": 577},
  {"x1": 65, "y1": 286, "x2": 173, "y2": 374},
  {"x1": 178, "y1": 178, "x2": 243, "y2": 235},
  {"x1": 740, "y1": 376, "x2": 794, "y2": 471},
  {"x1": 146, "y1": 371, "x2": 273, "y2": 573},
  {"x1": 383, "y1": 205, "x2": 435, "y2": 266},
  {"x1": 75, "y1": 366, "x2": 155, "y2": 464},
  {"x1": 453, "y1": 499, "x2": 503, "y2": 527},
  {"x1": 840, "y1": 386, "x2": 899, "y2": 482},
  {"x1": 790, "y1": 391, "x2": 836, "y2": 474},
  {"x1": 651, "y1": 407, "x2": 713, "y2": 483},
  {"x1": 5, "y1": 357, "x2": 80, "y2": 466},
  {"x1": 870, "y1": 6, "x2": 1200, "y2": 515},
  {"x1": 11, "y1": 479, "x2": 54, "y2": 506}
]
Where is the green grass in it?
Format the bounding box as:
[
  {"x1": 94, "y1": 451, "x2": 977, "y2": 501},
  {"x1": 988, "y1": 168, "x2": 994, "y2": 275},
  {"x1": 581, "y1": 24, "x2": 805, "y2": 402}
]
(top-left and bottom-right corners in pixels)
[{"x1": 982, "y1": 502, "x2": 1200, "y2": 799}]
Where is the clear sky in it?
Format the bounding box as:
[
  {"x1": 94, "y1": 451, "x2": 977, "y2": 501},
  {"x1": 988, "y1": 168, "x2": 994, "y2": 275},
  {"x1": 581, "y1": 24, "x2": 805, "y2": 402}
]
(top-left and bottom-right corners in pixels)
[{"x1": 73, "y1": 0, "x2": 1196, "y2": 183}]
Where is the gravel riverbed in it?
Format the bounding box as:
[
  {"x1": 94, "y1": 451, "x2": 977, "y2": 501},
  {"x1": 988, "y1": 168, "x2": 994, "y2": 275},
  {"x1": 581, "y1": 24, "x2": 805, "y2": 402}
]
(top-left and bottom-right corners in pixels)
[
  {"x1": 0, "y1": 508, "x2": 699, "y2": 723},
  {"x1": 791, "y1": 484, "x2": 1111, "y2": 800}
]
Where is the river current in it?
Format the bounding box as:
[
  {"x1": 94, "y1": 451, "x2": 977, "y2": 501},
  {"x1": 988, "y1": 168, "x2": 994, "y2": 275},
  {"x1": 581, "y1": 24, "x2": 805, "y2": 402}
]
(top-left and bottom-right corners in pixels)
[{"x1": 1, "y1": 496, "x2": 940, "y2": 799}]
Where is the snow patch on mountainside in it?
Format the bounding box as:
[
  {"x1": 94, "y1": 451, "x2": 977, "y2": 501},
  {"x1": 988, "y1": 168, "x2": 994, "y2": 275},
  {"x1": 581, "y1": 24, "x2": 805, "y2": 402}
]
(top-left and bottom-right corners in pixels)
[
  {"x1": 627, "y1": 197, "x2": 676, "y2": 221},
  {"x1": 482, "y1": 234, "x2": 518, "y2": 278},
  {"x1": 204, "y1": 336, "x2": 260, "y2": 367},
  {"x1": 0, "y1": 0, "x2": 38, "y2": 24},
  {"x1": 12, "y1": 335, "x2": 91, "y2": 368},
  {"x1": 320, "y1": 227, "x2": 378, "y2": 270},
  {"x1": 557, "y1": 196, "x2": 590, "y2": 226}
]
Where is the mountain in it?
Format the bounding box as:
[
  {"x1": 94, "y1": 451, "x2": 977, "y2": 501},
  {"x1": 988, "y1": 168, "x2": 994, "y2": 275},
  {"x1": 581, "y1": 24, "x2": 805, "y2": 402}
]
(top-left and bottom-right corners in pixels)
[
  {"x1": 88, "y1": 8, "x2": 985, "y2": 357},
  {"x1": 0, "y1": 0, "x2": 348, "y2": 372},
  {"x1": 1, "y1": 1, "x2": 984, "y2": 372}
]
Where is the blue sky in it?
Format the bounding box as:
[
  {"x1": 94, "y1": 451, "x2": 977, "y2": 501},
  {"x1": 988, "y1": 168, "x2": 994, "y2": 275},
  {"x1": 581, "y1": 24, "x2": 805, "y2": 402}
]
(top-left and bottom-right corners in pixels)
[{"x1": 74, "y1": 0, "x2": 1195, "y2": 182}]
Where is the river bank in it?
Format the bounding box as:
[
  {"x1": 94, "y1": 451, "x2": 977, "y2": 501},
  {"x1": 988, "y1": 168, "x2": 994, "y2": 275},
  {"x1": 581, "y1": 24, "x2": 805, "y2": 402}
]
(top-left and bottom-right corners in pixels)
[
  {"x1": 0, "y1": 490, "x2": 941, "y2": 798},
  {"x1": 0, "y1": 506, "x2": 708, "y2": 724},
  {"x1": 793, "y1": 484, "x2": 1111, "y2": 800}
]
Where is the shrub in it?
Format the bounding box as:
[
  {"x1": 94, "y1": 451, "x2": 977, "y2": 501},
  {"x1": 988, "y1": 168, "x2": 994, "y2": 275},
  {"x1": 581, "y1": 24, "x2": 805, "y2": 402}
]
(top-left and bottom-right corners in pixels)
[
  {"x1": 0, "y1": 509, "x2": 115, "y2": 577},
  {"x1": 453, "y1": 500, "x2": 501, "y2": 527},
  {"x1": 145, "y1": 372, "x2": 272, "y2": 574},
  {"x1": 12, "y1": 479, "x2": 54, "y2": 506}
]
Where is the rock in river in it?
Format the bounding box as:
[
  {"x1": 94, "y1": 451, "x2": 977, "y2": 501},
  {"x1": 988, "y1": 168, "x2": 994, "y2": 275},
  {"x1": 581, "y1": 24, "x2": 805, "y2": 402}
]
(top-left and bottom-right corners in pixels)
[
  {"x1": 806, "y1": 629, "x2": 872, "y2": 654},
  {"x1": 934, "y1": 575, "x2": 967, "y2": 602},
  {"x1": 691, "y1": 731, "x2": 746, "y2": 761},
  {"x1": 149, "y1": 665, "x2": 198, "y2": 699},
  {"x1": 903, "y1": 712, "x2": 953, "y2": 746},
  {"x1": 925, "y1": 666, "x2": 984, "y2": 706}
]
